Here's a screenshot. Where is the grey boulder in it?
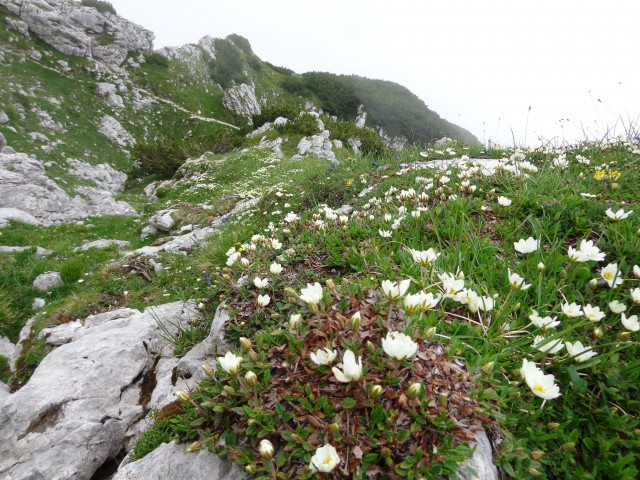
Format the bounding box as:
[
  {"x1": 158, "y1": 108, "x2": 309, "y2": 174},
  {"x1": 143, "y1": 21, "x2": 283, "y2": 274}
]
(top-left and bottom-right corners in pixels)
[{"x1": 32, "y1": 271, "x2": 63, "y2": 291}]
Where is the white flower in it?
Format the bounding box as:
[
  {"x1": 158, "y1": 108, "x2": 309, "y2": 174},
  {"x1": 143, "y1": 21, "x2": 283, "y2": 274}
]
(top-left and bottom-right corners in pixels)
[
  {"x1": 403, "y1": 293, "x2": 424, "y2": 315},
  {"x1": 310, "y1": 347, "x2": 338, "y2": 365},
  {"x1": 497, "y1": 196, "x2": 512, "y2": 206},
  {"x1": 299, "y1": 282, "x2": 323, "y2": 306},
  {"x1": 382, "y1": 331, "x2": 419, "y2": 361},
  {"x1": 601, "y1": 263, "x2": 624, "y2": 288},
  {"x1": 420, "y1": 291, "x2": 441, "y2": 311},
  {"x1": 533, "y1": 335, "x2": 564, "y2": 354},
  {"x1": 309, "y1": 444, "x2": 340, "y2": 473},
  {"x1": 284, "y1": 212, "x2": 299, "y2": 223},
  {"x1": 514, "y1": 237, "x2": 540, "y2": 254},
  {"x1": 254, "y1": 277, "x2": 269, "y2": 289},
  {"x1": 529, "y1": 310, "x2": 560, "y2": 330},
  {"x1": 289, "y1": 313, "x2": 302, "y2": 330},
  {"x1": 609, "y1": 300, "x2": 627, "y2": 314},
  {"x1": 379, "y1": 229, "x2": 392, "y2": 238},
  {"x1": 565, "y1": 341, "x2": 598, "y2": 362},
  {"x1": 218, "y1": 351, "x2": 243, "y2": 375},
  {"x1": 520, "y1": 358, "x2": 538, "y2": 379},
  {"x1": 408, "y1": 248, "x2": 440, "y2": 267},
  {"x1": 381, "y1": 279, "x2": 411, "y2": 301},
  {"x1": 634, "y1": 265, "x2": 640, "y2": 279},
  {"x1": 631, "y1": 288, "x2": 640, "y2": 304},
  {"x1": 605, "y1": 208, "x2": 632, "y2": 221},
  {"x1": 257, "y1": 294, "x2": 271, "y2": 307},
  {"x1": 561, "y1": 302, "x2": 583, "y2": 317},
  {"x1": 568, "y1": 239, "x2": 605, "y2": 262},
  {"x1": 270, "y1": 238, "x2": 282, "y2": 250},
  {"x1": 583, "y1": 304, "x2": 605, "y2": 322},
  {"x1": 439, "y1": 272, "x2": 464, "y2": 296},
  {"x1": 259, "y1": 439, "x2": 274, "y2": 460},
  {"x1": 332, "y1": 350, "x2": 363, "y2": 383},
  {"x1": 508, "y1": 269, "x2": 531, "y2": 290},
  {"x1": 522, "y1": 363, "x2": 561, "y2": 400},
  {"x1": 226, "y1": 252, "x2": 241, "y2": 266},
  {"x1": 269, "y1": 262, "x2": 283, "y2": 274},
  {"x1": 621, "y1": 313, "x2": 639, "y2": 332}
]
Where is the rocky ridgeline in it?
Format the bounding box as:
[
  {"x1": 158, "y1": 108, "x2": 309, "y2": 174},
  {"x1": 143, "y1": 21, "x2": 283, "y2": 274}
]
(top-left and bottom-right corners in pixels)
[{"x1": 0, "y1": 0, "x2": 154, "y2": 67}]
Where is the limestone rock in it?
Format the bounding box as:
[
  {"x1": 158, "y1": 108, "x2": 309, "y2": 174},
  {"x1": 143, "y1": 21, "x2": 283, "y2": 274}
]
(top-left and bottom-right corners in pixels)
[
  {"x1": 0, "y1": 110, "x2": 9, "y2": 124},
  {"x1": 32, "y1": 271, "x2": 63, "y2": 291},
  {"x1": 67, "y1": 158, "x2": 127, "y2": 193},
  {"x1": 456, "y1": 431, "x2": 498, "y2": 480},
  {"x1": 0, "y1": 382, "x2": 9, "y2": 402},
  {"x1": 112, "y1": 441, "x2": 244, "y2": 480},
  {"x1": 0, "y1": 302, "x2": 198, "y2": 480},
  {"x1": 295, "y1": 131, "x2": 336, "y2": 163},
  {"x1": 141, "y1": 209, "x2": 177, "y2": 237},
  {"x1": 223, "y1": 83, "x2": 261, "y2": 119},
  {"x1": 435, "y1": 136, "x2": 453, "y2": 147},
  {"x1": 6, "y1": 17, "x2": 29, "y2": 37},
  {"x1": 96, "y1": 82, "x2": 124, "y2": 109},
  {"x1": 0, "y1": 336, "x2": 17, "y2": 369},
  {"x1": 246, "y1": 121, "x2": 272, "y2": 138},
  {"x1": 38, "y1": 320, "x2": 83, "y2": 346},
  {"x1": 0, "y1": 0, "x2": 154, "y2": 67},
  {"x1": 73, "y1": 239, "x2": 131, "y2": 253},
  {"x1": 0, "y1": 208, "x2": 39, "y2": 228},
  {"x1": 259, "y1": 136, "x2": 283, "y2": 157},
  {"x1": 0, "y1": 132, "x2": 6, "y2": 151},
  {"x1": 0, "y1": 246, "x2": 53, "y2": 258},
  {"x1": 99, "y1": 115, "x2": 136, "y2": 147},
  {"x1": 355, "y1": 105, "x2": 367, "y2": 128},
  {"x1": 32, "y1": 298, "x2": 46, "y2": 310}
]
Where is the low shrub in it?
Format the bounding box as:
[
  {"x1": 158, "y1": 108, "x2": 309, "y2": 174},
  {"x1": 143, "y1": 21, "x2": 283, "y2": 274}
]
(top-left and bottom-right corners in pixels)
[{"x1": 80, "y1": 0, "x2": 117, "y2": 15}]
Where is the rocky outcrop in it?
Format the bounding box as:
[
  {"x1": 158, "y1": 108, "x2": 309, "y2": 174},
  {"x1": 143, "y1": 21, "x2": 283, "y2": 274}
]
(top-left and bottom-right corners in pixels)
[
  {"x1": 96, "y1": 82, "x2": 124, "y2": 109},
  {"x1": 0, "y1": 0, "x2": 154, "y2": 67},
  {"x1": 112, "y1": 441, "x2": 244, "y2": 480},
  {"x1": 99, "y1": 115, "x2": 136, "y2": 147},
  {"x1": 66, "y1": 158, "x2": 127, "y2": 193},
  {"x1": 73, "y1": 239, "x2": 131, "y2": 253},
  {"x1": 0, "y1": 301, "x2": 201, "y2": 480},
  {"x1": 295, "y1": 130, "x2": 337, "y2": 163},
  {"x1": 0, "y1": 151, "x2": 135, "y2": 226},
  {"x1": 223, "y1": 83, "x2": 261, "y2": 119},
  {"x1": 259, "y1": 136, "x2": 283, "y2": 157}
]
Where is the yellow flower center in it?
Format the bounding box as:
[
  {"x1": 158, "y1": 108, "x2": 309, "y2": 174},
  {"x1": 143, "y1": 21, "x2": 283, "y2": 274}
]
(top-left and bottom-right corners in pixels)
[
  {"x1": 604, "y1": 272, "x2": 613, "y2": 280},
  {"x1": 533, "y1": 384, "x2": 547, "y2": 393},
  {"x1": 323, "y1": 457, "x2": 333, "y2": 465}
]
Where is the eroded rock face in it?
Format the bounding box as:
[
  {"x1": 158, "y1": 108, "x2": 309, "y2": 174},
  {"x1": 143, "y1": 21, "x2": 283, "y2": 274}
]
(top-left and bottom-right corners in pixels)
[
  {"x1": 98, "y1": 115, "x2": 136, "y2": 147},
  {"x1": 295, "y1": 130, "x2": 337, "y2": 163},
  {"x1": 0, "y1": 302, "x2": 198, "y2": 480},
  {"x1": 223, "y1": 83, "x2": 261, "y2": 119},
  {"x1": 0, "y1": 0, "x2": 154, "y2": 67},
  {"x1": 96, "y1": 82, "x2": 124, "y2": 109},
  {"x1": 0, "y1": 151, "x2": 135, "y2": 226},
  {"x1": 66, "y1": 158, "x2": 127, "y2": 193}
]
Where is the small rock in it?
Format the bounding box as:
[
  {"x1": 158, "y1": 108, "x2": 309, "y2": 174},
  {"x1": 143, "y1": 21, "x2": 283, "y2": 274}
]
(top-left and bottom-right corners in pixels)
[
  {"x1": 73, "y1": 239, "x2": 131, "y2": 253},
  {"x1": 112, "y1": 440, "x2": 244, "y2": 480},
  {"x1": 0, "y1": 111, "x2": 9, "y2": 124},
  {"x1": 31, "y1": 298, "x2": 46, "y2": 310},
  {"x1": 456, "y1": 431, "x2": 498, "y2": 480},
  {"x1": 38, "y1": 320, "x2": 83, "y2": 346},
  {"x1": 0, "y1": 133, "x2": 6, "y2": 151},
  {"x1": 32, "y1": 272, "x2": 63, "y2": 291}
]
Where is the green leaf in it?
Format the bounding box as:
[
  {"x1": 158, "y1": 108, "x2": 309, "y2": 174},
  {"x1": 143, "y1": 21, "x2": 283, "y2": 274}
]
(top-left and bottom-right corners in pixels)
[
  {"x1": 341, "y1": 397, "x2": 357, "y2": 409},
  {"x1": 568, "y1": 365, "x2": 588, "y2": 393}
]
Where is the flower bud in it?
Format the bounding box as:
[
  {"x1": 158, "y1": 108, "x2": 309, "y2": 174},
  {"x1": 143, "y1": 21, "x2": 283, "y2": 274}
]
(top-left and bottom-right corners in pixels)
[
  {"x1": 578, "y1": 172, "x2": 585, "y2": 180},
  {"x1": 547, "y1": 422, "x2": 560, "y2": 429},
  {"x1": 245, "y1": 464, "x2": 257, "y2": 474},
  {"x1": 223, "y1": 385, "x2": 237, "y2": 396},
  {"x1": 481, "y1": 361, "x2": 495, "y2": 375},
  {"x1": 244, "y1": 370, "x2": 258, "y2": 387},
  {"x1": 202, "y1": 364, "x2": 214, "y2": 377},
  {"x1": 186, "y1": 441, "x2": 201, "y2": 453},
  {"x1": 176, "y1": 390, "x2": 191, "y2": 402},
  {"x1": 530, "y1": 450, "x2": 545, "y2": 460},
  {"x1": 239, "y1": 337, "x2": 252, "y2": 350},
  {"x1": 258, "y1": 439, "x2": 274, "y2": 460},
  {"x1": 527, "y1": 467, "x2": 543, "y2": 477},
  {"x1": 559, "y1": 269, "x2": 568, "y2": 279},
  {"x1": 213, "y1": 405, "x2": 226, "y2": 413},
  {"x1": 512, "y1": 447, "x2": 524, "y2": 455},
  {"x1": 407, "y1": 382, "x2": 422, "y2": 399},
  {"x1": 366, "y1": 340, "x2": 376, "y2": 355},
  {"x1": 249, "y1": 350, "x2": 259, "y2": 362},
  {"x1": 611, "y1": 182, "x2": 619, "y2": 190},
  {"x1": 537, "y1": 262, "x2": 545, "y2": 272},
  {"x1": 593, "y1": 326, "x2": 604, "y2": 338},
  {"x1": 589, "y1": 278, "x2": 598, "y2": 288},
  {"x1": 380, "y1": 447, "x2": 392, "y2": 459},
  {"x1": 562, "y1": 442, "x2": 576, "y2": 452},
  {"x1": 289, "y1": 313, "x2": 302, "y2": 331},
  {"x1": 329, "y1": 422, "x2": 340, "y2": 434},
  {"x1": 438, "y1": 392, "x2": 448, "y2": 407},
  {"x1": 424, "y1": 326, "x2": 436, "y2": 339},
  {"x1": 351, "y1": 311, "x2": 361, "y2": 330},
  {"x1": 370, "y1": 384, "x2": 384, "y2": 399},
  {"x1": 326, "y1": 279, "x2": 336, "y2": 291},
  {"x1": 284, "y1": 287, "x2": 298, "y2": 298}
]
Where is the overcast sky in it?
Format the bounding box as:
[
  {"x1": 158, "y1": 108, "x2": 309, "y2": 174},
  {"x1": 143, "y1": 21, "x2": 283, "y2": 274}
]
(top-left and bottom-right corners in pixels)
[{"x1": 108, "y1": 0, "x2": 640, "y2": 147}]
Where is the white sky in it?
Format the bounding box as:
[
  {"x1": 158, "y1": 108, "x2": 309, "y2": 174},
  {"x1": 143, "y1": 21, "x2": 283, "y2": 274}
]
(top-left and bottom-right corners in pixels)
[{"x1": 108, "y1": 0, "x2": 640, "y2": 147}]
